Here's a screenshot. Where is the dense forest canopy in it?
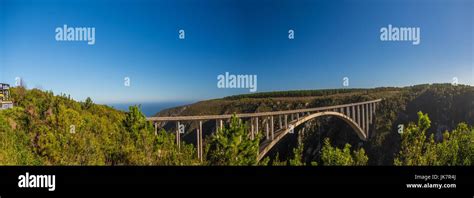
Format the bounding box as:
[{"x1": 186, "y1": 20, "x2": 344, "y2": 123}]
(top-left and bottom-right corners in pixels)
[{"x1": 0, "y1": 84, "x2": 473, "y2": 165}]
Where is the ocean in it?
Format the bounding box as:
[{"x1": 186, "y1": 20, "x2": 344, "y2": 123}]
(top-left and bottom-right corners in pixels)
[{"x1": 107, "y1": 101, "x2": 193, "y2": 117}]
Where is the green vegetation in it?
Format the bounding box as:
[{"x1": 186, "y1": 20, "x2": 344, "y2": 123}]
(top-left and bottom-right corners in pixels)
[
  {"x1": 395, "y1": 111, "x2": 474, "y2": 166},
  {"x1": 0, "y1": 87, "x2": 198, "y2": 165},
  {"x1": 205, "y1": 115, "x2": 261, "y2": 165},
  {"x1": 270, "y1": 143, "x2": 308, "y2": 166},
  {"x1": 288, "y1": 143, "x2": 306, "y2": 166},
  {"x1": 320, "y1": 138, "x2": 368, "y2": 166}
]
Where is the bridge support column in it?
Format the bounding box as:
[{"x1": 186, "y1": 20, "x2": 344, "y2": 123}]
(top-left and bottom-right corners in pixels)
[
  {"x1": 351, "y1": 106, "x2": 355, "y2": 121},
  {"x1": 200, "y1": 121, "x2": 203, "y2": 161},
  {"x1": 176, "y1": 122, "x2": 181, "y2": 150},
  {"x1": 255, "y1": 117, "x2": 259, "y2": 134},
  {"x1": 368, "y1": 103, "x2": 372, "y2": 125},
  {"x1": 197, "y1": 121, "x2": 203, "y2": 162},
  {"x1": 357, "y1": 105, "x2": 361, "y2": 127},
  {"x1": 362, "y1": 104, "x2": 366, "y2": 132},
  {"x1": 296, "y1": 113, "x2": 299, "y2": 120},
  {"x1": 298, "y1": 127, "x2": 305, "y2": 145},
  {"x1": 154, "y1": 122, "x2": 158, "y2": 136},
  {"x1": 279, "y1": 115, "x2": 282, "y2": 130},
  {"x1": 265, "y1": 117, "x2": 269, "y2": 140},
  {"x1": 284, "y1": 115, "x2": 288, "y2": 129},
  {"x1": 271, "y1": 116, "x2": 274, "y2": 140},
  {"x1": 250, "y1": 118, "x2": 255, "y2": 140},
  {"x1": 365, "y1": 104, "x2": 369, "y2": 135},
  {"x1": 373, "y1": 103, "x2": 377, "y2": 118}
]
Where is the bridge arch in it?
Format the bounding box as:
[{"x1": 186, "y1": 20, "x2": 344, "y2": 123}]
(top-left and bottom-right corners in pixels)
[{"x1": 257, "y1": 111, "x2": 366, "y2": 161}]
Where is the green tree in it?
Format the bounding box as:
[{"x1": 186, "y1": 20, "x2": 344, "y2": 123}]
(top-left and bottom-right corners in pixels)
[
  {"x1": 394, "y1": 111, "x2": 474, "y2": 166},
  {"x1": 206, "y1": 115, "x2": 260, "y2": 165},
  {"x1": 320, "y1": 138, "x2": 368, "y2": 166},
  {"x1": 154, "y1": 129, "x2": 199, "y2": 165},
  {"x1": 82, "y1": 97, "x2": 93, "y2": 110},
  {"x1": 434, "y1": 123, "x2": 473, "y2": 165},
  {"x1": 394, "y1": 111, "x2": 434, "y2": 165},
  {"x1": 289, "y1": 143, "x2": 305, "y2": 166}
]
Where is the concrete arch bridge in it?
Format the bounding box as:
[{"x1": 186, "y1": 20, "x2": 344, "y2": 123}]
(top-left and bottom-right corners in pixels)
[{"x1": 147, "y1": 99, "x2": 382, "y2": 162}]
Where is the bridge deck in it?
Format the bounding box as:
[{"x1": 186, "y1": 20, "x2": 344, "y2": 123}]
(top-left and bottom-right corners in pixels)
[{"x1": 147, "y1": 99, "x2": 382, "y2": 121}]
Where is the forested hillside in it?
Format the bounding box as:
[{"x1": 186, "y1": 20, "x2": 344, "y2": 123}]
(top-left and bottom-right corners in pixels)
[{"x1": 0, "y1": 87, "x2": 198, "y2": 165}]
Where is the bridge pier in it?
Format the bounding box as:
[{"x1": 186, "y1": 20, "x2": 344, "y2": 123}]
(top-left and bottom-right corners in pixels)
[
  {"x1": 351, "y1": 106, "x2": 355, "y2": 121},
  {"x1": 197, "y1": 121, "x2": 203, "y2": 162},
  {"x1": 250, "y1": 118, "x2": 255, "y2": 140},
  {"x1": 265, "y1": 117, "x2": 269, "y2": 140},
  {"x1": 368, "y1": 103, "x2": 372, "y2": 126},
  {"x1": 357, "y1": 105, "x2": 361, "y2": 128},
  {"x1": 366, "y1": 104, "x2": 369, "y2": 135},
  {"x1": 255, "y1": 117, "x2": 258, "y2": 134},
  {"x1": 271, "y1": 116, "x2": 274, "y2": 140},
  {"x1": 176, "y1": 122, "x2": 181, "y2": 150},
  {"x1": 362, "y1": 104, "x2": 366, "y2": 133},
  {"x1": 219, "y1": 119, "x2": 223, "y2": 131},
  {"x1": 298, "y1": 127, "x2": 305, "y2": 145},
  {"x1": 279, "y1": 115, "x2": 282, "y2": 130}
]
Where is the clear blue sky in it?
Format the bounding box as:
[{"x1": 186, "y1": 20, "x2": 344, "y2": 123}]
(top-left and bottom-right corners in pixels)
[{"x1": 1, "y1": 0, "x2": 473, "y2": 104}]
